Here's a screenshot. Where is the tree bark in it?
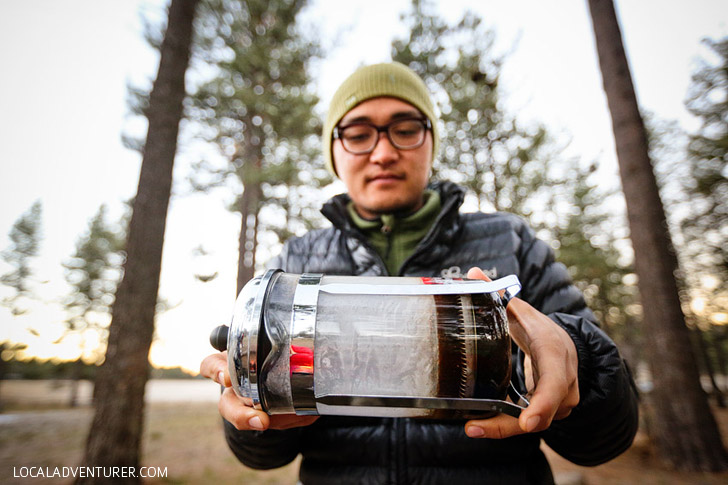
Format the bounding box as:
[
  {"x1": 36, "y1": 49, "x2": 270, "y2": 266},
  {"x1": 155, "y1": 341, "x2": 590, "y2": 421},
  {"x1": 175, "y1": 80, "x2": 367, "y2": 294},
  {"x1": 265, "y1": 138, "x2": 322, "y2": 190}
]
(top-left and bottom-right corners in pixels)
[
  {"x1": 587, "y1": 0, "x2": 728, "y2": 471},
  {"x1": 77, "y1": 1, "x2": 197, "y2": 482},
  {"x1": 236, "y1": 169, "x2": 261, "y2": 294}
]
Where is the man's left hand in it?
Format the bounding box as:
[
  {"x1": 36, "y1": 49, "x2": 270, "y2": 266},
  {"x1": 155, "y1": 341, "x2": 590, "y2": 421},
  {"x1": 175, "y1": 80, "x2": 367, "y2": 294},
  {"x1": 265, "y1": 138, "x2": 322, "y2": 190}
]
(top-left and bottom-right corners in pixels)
[{"x1": 463, "y1": 267, "x2": 579, "y2": 439}]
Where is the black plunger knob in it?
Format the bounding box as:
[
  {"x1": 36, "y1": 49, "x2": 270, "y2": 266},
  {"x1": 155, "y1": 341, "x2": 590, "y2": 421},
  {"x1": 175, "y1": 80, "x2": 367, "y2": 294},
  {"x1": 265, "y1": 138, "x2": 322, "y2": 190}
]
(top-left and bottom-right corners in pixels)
[{"x1": 210, "y1": 325, "x2": 229, "y2": 352}]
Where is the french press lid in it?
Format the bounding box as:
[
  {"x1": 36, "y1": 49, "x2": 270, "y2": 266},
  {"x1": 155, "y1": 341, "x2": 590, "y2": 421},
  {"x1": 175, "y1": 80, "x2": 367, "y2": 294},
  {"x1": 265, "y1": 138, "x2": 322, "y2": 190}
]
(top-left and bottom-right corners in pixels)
[{"x1": 226, "y1": 269, "x2": 281, "y2": 406}]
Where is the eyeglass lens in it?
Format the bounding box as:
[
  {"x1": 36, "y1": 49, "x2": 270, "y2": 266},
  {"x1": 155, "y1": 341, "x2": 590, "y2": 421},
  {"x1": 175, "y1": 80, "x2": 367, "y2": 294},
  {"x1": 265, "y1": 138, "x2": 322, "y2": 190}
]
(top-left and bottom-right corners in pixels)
[{"x1": 340, "y1": 119, "x2": 427, "y2": 154}]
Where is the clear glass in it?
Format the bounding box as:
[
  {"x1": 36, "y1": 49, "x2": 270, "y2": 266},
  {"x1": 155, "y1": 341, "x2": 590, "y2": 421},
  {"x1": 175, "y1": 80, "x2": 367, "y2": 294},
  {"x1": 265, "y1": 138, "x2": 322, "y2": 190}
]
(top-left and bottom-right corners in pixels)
[
  {"x1": 252, "y1": 274, "x2": 512, "y2": 418},
  {"x1": 313, "y1": 276, "x2": 511, "y2": 418},
  {"x1": 335, "y1": 118, "x2": 430, "y2": 154}
]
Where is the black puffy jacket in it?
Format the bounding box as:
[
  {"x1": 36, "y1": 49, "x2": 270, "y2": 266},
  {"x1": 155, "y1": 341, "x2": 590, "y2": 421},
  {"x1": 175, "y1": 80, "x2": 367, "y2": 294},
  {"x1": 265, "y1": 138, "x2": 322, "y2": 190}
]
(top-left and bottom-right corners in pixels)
[{"x1": 224, "y1": 181, "x2": 639, "y2": 484}]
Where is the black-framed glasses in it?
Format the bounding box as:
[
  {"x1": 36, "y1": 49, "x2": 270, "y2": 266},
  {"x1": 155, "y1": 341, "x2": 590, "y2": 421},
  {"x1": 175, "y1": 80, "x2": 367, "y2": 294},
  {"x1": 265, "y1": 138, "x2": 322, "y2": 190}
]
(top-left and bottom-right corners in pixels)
[{"x1": 333, "y1": 118, "x2": 432, "y2": 154}]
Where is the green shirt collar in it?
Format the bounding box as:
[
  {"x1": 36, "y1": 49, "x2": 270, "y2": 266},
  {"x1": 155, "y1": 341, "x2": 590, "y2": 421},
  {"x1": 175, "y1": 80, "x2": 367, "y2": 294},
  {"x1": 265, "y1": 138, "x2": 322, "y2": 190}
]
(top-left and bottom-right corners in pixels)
[{"x1": 346, "y1": 190, "x2": 442, "y2": 275}]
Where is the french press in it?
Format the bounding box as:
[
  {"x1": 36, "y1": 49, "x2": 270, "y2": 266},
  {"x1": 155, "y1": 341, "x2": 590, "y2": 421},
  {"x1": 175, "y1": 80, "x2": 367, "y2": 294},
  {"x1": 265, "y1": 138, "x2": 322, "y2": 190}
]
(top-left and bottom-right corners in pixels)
[{"x1": 209, "y1": 270, "x2": 529, "y2": 419}]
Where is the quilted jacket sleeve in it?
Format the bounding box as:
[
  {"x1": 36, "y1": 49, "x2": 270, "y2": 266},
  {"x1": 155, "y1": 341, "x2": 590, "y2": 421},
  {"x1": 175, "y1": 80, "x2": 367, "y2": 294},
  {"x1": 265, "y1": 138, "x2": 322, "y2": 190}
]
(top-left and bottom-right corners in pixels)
[
  {"x1": 223, "y1": 420, "x2": 303, "y2": 470},
  {"x1": 514, "y1": 220, "x2": 639, "y2": 466}
]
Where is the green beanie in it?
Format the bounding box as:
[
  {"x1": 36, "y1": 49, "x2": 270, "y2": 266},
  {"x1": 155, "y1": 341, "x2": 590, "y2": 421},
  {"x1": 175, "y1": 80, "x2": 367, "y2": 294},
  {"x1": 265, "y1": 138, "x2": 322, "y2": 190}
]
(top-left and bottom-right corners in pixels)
[{"x1": 323, "y1": 62, "x2": 439, "y2": 177}]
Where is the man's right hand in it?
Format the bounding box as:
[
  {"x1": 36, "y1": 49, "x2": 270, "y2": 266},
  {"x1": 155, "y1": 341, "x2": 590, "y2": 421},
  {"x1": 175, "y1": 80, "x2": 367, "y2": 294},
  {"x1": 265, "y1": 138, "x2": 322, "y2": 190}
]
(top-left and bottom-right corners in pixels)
[{"x1": 200, "y1": 352, "x2": 319, "y2": 431}]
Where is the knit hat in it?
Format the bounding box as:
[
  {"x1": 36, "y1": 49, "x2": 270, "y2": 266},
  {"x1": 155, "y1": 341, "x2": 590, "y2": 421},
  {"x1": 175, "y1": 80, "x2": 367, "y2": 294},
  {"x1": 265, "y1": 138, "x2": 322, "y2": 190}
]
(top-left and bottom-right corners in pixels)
[{"x1": 323, "y1": 62, "x2": 439, "y2": 177}]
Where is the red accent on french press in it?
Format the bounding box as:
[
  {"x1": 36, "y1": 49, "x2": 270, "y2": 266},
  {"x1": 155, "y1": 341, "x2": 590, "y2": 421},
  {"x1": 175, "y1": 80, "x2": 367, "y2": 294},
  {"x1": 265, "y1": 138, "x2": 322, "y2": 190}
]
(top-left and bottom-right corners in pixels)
[{"x1": 290, "y1": 345, "x2": 314, "y2": 375}]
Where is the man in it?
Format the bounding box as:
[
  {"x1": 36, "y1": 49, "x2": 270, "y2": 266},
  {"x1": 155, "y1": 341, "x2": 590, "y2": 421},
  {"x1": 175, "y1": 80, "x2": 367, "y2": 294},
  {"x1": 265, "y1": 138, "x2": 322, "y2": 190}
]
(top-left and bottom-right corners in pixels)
[{"x1": 201, "y1": 62, "x2": 639, "y2": 484}]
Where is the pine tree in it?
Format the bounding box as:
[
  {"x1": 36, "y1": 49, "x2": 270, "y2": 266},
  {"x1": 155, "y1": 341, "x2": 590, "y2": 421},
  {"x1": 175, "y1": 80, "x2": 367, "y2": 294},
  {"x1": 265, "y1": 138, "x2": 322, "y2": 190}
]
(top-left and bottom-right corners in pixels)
[
  {"x1": 648, "y1": 39, "x2": 728, "y2": 407},
  {"x1": 61, "y1": 206, "x2": 126, "y2": 406},
  {"x1": 63, "y1": 205, "x2": 126, "y2": 337},
  {"x1": 78, "y1": 0, "x2": 198, "y2": 481},
  {"x1": 0, "y1": 200, "x2": 42, "y2": 316},
  {"x1": 0, "y1": 201, "x2": 41, "y2": 408},
  {"x1": 392, "y1": 0, "x2": 554, "y2": 219},
  {"x1": 682, "y1": 37, "x2": 728, "y2": 332},
  {"x1": 391, "y1": 2, "x2": 645, "y2": 365},
  {"x1": 588, "y1": 0, "x2": 728, "y2": 471},
  {"x1": 392, "y1": 2, "x2": 643, "y2": 350},
  {"x1": 683, "y1": 38, "x2": 728, "y2": 407},
  {"x1": 548, "y1": 161, "x2": 640, "y2": 360},
  {"x1": 189, "y1": 0, "x2": 326, "y2": 292}
]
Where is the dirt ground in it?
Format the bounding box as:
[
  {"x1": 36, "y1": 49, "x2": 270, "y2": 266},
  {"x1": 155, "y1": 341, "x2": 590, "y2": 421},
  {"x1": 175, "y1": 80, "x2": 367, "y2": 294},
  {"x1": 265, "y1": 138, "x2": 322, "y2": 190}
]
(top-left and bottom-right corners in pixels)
[{"x1": 2, "y1": 380, "x2": 728, "y2": 484}]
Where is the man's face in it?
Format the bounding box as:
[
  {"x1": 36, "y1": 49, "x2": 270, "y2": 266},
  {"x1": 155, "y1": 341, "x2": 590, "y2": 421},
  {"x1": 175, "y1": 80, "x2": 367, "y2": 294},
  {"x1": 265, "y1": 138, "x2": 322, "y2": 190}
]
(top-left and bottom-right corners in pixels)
[{"x1": 333, "y1": 97, "x2": 433, "y2": 219}]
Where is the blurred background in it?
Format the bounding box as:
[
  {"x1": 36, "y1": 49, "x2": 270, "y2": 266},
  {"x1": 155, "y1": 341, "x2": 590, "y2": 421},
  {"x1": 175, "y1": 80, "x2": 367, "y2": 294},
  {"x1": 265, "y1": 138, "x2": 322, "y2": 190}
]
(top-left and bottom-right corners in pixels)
[{"x1": 0, "y1": 0, "x2": 727, "y2": 483}]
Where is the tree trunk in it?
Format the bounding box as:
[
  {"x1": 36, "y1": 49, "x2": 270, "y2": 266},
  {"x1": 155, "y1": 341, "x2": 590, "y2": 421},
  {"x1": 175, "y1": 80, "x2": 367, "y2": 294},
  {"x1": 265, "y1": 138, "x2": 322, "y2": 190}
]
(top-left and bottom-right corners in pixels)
[
  {"x1": 77, "y1": 1, "x2": 197, "y2": 483},
  {"x1": 587, "y1": 0, "x2": 728, "y2": 471},
  {"x1": 236, "y1": 171, "x2": 261, "y2": 294}
]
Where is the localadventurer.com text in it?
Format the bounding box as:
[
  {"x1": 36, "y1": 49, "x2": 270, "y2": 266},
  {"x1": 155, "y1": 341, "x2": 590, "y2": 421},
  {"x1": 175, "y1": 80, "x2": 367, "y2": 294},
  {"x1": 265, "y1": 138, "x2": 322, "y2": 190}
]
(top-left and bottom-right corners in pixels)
[{"x1": 13, "y1": 466, "x2": 168, "y2": 479}]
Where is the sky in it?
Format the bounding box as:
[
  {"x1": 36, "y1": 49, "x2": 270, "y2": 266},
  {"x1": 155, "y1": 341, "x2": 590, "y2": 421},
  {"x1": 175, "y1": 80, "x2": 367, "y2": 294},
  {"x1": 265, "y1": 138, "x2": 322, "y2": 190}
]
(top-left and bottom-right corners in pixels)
[{"x1": 0, "y1": 0, "x2": 726, "y2": 374}]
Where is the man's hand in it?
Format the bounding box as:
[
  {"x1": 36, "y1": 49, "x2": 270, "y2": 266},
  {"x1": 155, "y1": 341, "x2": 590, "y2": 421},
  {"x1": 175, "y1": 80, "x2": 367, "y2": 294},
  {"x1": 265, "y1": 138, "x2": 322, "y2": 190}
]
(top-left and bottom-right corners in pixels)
[
  {"x1": 463, "y1": 267, "x2": 579, "y2": 439},
  {"x1": 200, "y1": 352, "x2": 319, "y2": 431}
]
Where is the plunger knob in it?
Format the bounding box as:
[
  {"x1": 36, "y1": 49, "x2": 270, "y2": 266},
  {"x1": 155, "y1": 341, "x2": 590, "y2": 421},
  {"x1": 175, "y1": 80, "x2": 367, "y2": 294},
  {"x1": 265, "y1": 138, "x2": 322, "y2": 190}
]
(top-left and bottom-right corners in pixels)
[{"x1": 210, "y1": 325, "x2": 229, "y2": 352}]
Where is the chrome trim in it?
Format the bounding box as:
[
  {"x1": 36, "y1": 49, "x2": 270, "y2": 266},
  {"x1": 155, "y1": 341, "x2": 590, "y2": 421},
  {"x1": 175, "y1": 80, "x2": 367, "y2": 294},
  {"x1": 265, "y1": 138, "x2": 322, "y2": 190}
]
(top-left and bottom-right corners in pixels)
[
  {"x1": 228, "y1": 269, "x2": 279, "y2": 407},
  {"x1": 319, "y1": 275, "x2": 522, "y2": 297},
  {"x1": 290, "y1": 273, "x2": 322, "y2": 415},
  {"x1": 501, "y1": 276, "x2": 522, "y2": 306},
  {"x1": 315, "y1": 394, "x2": 527, "y2": 418}
]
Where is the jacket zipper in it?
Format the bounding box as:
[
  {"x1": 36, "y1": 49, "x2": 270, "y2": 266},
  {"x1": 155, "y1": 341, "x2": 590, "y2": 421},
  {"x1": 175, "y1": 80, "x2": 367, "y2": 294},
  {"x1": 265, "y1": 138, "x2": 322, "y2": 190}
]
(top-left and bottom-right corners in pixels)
[
  {"x1": 381, "y1": 223, "x2": 393, "y2": 271},
  {"x1": 397, "y1": 192, "x2": 459, "y2": 275}
]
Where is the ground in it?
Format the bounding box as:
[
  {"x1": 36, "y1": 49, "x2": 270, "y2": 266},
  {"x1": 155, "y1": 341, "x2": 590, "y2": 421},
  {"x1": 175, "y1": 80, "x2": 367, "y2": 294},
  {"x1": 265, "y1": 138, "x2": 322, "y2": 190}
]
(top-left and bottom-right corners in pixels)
[{"x1": 1, "y1": 380, "x2": 728, "y2": 484}]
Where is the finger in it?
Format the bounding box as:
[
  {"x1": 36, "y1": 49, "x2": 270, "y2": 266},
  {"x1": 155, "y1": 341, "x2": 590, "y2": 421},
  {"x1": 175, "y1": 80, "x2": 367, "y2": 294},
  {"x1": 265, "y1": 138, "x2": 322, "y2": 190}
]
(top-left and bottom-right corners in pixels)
[
  {"x1": 466, "y1": 266, "x2": 491, "y2": 282},
  {"x1": 269, "y1": 415, "x2": 319, "y2": 430},
  {"x1": 511, "y1": 307, "x2": 580, "y2": 428},
  {"x1": 219, "y1": 387, "x2": 270, "y2": 431},
  {"x1": 199, "y1": 352, "x2": 224, "y2": 380},
  {"x1": 517, "y1": 365, "x2": 571, "y2": 432},
  {"x1": 200, "y1": 352, "x2": 231, "y2": 387},
  {"x1": 553, "y1": 376, "x2": 580, "y2": 420},
  {"x1": 465, "y1": 414, "x2": 525, "y2": 439}
]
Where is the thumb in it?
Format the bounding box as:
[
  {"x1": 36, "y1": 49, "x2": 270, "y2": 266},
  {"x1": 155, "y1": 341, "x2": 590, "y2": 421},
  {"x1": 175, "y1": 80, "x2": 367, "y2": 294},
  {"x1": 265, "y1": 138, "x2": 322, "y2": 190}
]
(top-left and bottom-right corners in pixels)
[{"x1": 518, "y1": 396, "x2": 548, "y2": 433}]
